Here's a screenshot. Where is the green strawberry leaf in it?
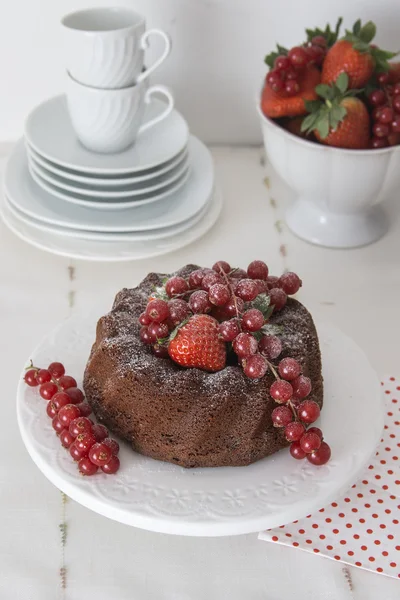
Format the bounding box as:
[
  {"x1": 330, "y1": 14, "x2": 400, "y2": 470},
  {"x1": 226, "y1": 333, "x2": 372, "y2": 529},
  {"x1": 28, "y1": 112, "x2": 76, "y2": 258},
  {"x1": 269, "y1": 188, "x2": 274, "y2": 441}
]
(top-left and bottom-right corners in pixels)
[
  {"x1": 359, "y1": 21, "x2": 376, "y2": 44},
  {"x1": 251, "y1": 330, "x2": 264, "y2": 342},
  {"x1": 336, "y1": 72, "x2": 349, "y2": 93},
  {"x1": 168, "y1": 318, "x2": 190, "y2": 342},
  {"x1": 373, "y1": 48, "x2": 398, "y2": 72},
  {"x1": 315, "y1": 83, "x2": 335, "y2": 100},
  {"x1": 261, "y1": 323, "x2": 284, "y2": 336},
  {"x1": 264, "y1": 44, "x2": 288, "y2": 68},
  {"x1": 252, "y1": 293, "x2": 271, "y2": 318},
  {"x1": 305, "y1": 17, "x2": 343, "y2": 47},
  {"x1": 353, "y1": 19, "x2": 362, "y2": 36}
]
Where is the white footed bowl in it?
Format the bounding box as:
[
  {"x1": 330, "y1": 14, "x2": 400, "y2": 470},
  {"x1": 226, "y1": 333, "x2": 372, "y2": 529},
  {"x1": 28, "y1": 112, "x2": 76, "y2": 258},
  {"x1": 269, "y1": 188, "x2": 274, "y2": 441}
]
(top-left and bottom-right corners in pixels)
[{"x1": 257, "y1": 100, "x2": 400, "y2": 248}]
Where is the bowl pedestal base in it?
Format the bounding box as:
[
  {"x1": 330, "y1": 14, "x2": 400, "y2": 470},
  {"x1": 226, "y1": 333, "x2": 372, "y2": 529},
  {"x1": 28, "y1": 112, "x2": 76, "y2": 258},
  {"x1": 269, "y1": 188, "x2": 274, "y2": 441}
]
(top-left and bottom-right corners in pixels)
[{"x1": 286, "y1": 198, "x2": 388, "y2": 249}]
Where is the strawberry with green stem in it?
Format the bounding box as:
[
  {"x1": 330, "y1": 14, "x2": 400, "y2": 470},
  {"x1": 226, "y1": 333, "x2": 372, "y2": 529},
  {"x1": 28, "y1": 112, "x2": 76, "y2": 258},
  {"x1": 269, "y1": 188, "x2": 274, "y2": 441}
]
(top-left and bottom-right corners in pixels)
[
  {"x1": 322, "y1": 19, "x2": 397, "y2": 88},
  {"x1": 301, "y1": 72, "x2": 370, "y2": 149}
]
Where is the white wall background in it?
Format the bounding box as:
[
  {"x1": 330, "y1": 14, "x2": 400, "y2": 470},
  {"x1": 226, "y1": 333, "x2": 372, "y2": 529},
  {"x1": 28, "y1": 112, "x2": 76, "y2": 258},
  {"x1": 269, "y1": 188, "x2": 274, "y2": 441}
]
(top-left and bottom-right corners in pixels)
[{"x1": 1, "y1": 0, "x2": 400, "y2": 144}]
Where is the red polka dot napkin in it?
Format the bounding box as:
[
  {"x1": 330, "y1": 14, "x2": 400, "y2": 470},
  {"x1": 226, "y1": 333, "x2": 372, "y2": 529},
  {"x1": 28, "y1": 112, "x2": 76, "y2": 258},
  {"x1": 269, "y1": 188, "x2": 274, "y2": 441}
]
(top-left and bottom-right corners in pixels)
[{"x1": 259, "y1": 376, "x2": 400, "y2": 579}]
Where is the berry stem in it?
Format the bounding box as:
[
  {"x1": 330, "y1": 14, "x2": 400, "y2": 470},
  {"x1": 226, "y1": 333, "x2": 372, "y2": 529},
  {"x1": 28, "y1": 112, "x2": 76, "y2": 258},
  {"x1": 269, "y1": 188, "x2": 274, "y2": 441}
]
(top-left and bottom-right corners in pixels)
[{"x1": 217, "y1": 265, "x2": 243, "y2": 331}]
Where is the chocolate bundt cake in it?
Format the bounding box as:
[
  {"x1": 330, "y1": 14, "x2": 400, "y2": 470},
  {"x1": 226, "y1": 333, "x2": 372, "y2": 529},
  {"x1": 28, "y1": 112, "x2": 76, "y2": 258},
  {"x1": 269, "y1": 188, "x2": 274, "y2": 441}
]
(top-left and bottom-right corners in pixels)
[{"x1": 83, "y1": 264, "x2": 323, "y2": 468}]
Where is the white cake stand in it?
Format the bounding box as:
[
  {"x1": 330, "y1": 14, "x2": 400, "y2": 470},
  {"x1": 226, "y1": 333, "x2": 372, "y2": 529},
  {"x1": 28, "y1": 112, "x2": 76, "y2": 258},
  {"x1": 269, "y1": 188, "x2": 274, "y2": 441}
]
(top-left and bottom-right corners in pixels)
[{"x1": 17, "y1": 314, "x2": 384, "y2": 536}]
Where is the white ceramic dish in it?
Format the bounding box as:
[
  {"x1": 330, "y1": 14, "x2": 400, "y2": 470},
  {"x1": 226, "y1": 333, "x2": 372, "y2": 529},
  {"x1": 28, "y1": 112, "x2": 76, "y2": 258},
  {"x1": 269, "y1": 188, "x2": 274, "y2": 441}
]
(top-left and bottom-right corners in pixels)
[
  {"x1": 28, "y1": 152, "x2": 189, "y2": 198},
  {"x1": 5, "y1": 136, "x2": 213, "y2": 231},
  {"x1": 25, "y1": 95, "x2": 189, "y2": 174},
  {"x1": 29, "y1": 164, "x2": 190, "y2": 210},
  {"x1": 256, "y1": 98, "x2": 398, "y2": 248},
  {"x1": 4, "y1": 193, "x2": 211, "y2": 242},
  {"x1": 1, "y1": 187, "x2": 222, "y2": 261},
  {"x1": 16, "y1": 316, "x2": 383, "y2": 535},
  {"x1": 27, "y1": 144, "x2": 188, "y2": 185}
]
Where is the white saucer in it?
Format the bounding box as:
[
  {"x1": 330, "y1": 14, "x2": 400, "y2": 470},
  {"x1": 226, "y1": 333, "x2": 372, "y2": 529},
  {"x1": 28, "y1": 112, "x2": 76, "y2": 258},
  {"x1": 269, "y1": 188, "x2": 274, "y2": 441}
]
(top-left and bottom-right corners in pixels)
[
  {"x1": 1, "y1": 187, "x2": 222, "y2": 261},
  {"x1": 16, "y1": 316, "x2": 383, "y2": 535},
  {"x1": 4, "y1": 193, "x2": 212, "y2": 242},
  {"x1": 29, "y1": 153, "x2": 189, "y2": 198},
  {"x1": 27, "y1": 144, "x2": 189, "y2": 186},
  {"x1": 5, "y1": 136, "x2": 214, "y2": 232},
  {"x1": 25, "y1": 96, "x2": 189, "y2": 174},
  {"x1": 29, "y1": 161, "x2": 191, "y2": 211}
]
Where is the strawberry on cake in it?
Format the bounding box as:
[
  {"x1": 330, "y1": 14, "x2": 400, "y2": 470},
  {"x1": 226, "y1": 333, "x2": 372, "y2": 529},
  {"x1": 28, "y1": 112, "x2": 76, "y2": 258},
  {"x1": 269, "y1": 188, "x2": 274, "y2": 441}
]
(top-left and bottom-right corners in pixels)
[{"x1": 83, "y1": 261, "x2": 330, "y2": 468}]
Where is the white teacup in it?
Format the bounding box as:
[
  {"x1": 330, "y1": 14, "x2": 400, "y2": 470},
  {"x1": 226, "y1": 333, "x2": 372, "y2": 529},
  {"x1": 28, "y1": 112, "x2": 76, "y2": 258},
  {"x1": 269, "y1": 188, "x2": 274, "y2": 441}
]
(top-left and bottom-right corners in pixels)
[
  {"x1": 66, "y1": 73, "x2": 174, "y2": 154},
  {"x1": 61, "y1": 7, "x2": 171, "y2": 89}
]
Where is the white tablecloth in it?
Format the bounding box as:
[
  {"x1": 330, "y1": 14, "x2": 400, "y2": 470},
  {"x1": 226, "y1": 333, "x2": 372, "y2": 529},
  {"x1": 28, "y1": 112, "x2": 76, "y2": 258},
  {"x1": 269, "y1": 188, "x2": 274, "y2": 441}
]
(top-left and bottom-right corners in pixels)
[{"x1": 1, "y1": 143, "x2": 400, "y2": 599}]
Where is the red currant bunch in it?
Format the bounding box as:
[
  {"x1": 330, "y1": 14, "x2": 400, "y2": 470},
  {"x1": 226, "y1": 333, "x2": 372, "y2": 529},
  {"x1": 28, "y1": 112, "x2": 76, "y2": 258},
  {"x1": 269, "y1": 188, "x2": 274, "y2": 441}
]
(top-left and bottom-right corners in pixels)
[
  {"x1": 24, "y1": 360, "x2": 121, "y2": 476},
  {"x1": 368, "y1": 83, "x2": 400, "y2": 148}
]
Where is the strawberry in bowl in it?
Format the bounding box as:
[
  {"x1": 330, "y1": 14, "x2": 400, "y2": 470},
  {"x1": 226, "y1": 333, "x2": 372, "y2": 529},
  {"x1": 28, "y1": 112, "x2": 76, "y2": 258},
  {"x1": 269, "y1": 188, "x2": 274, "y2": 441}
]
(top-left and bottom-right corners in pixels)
[{"x1": 257, "y1": 17, "x2": 400, "y2": 248}]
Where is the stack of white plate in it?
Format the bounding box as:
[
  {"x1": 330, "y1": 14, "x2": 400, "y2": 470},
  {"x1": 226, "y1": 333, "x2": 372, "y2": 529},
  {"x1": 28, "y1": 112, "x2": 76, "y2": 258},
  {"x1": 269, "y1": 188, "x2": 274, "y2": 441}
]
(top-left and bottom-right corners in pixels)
[{"x1": 1, "y1": 95, "x2": 222, "y2": 261}]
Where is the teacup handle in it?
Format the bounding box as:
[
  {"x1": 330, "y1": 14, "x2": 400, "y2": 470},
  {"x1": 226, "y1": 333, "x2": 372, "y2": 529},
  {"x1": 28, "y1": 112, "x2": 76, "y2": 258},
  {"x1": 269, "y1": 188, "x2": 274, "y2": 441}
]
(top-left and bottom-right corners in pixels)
[
  {"x1": 136, "y1": 29, "x2": 171, "y2": 83},
  {"x1": 138, "y1": 85, "x2": 174, "y2": 135}
]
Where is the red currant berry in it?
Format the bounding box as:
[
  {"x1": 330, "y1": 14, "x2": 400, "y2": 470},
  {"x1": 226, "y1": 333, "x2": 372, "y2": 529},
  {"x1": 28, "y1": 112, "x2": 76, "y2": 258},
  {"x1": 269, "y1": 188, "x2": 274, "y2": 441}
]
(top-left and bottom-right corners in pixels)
[
  {"x1": 254, "y1": 279, "x2": 268, "y2": 294},
  {"x1": 285, "y1": 80, "x2": 300, "y2": 96},
  {"x1": 300, "y1": 432, "x2": 321, "y2": 453},
  {"x1": 60, "y1": 429, "x2": 75, "y2": 449},
  {"x1": 36, "y1": 369, "x2": 52, "y2": 384},
  {"x1": 258, "y1": 335, "x2": 282, "y2": 360},
  {"x1": 269, "y1": 288, "x2": 287, "y2": 311},
  {"x1": 278, "y1": 357, "x2": 301, "y2": 381},
  {"x1": 368, "y1": 89, "x2": 386, "y2": 106},
  {"x1": 297, "y1": 400, "x2": 320, "y2": 424},
  {"x1": 284, "y1": 67, "x2": 298, "y2": 80},
  {"x1": 212, "y1": 260, "x2": 231, "y2": 274},
  {"x1": 271, "y1": 405, "x2": 293, "y2": 427},
  {"x1": 209, "y1": 283, "x2": 230, "y2": 306},
  {"x1": 103, "y1": 438, "x2": 120, "y2": 455},
  {"x1": 290, "y1": 441, "x2": 307, "y2": 460},
  {"x1": 224, "y1": 296, "x2": 244, "y2": 317},
  {"x1": 48, "y1": 362, "x2": 65, "y2": 379},
  {"x1": 377, "y1": 72, "x2": 389, "y2": 85},
  {"x1": 148, "y1": 321, "x2": 169, "y2": 342},
  {"x1": 189, "y1": 290, "x2": 212, "y2": 314},
  {"x1": 219, "y1": 319, "x2": 240, "y2": 342},
  {"x1": 307, "y1": 426, "x2": 323, "y2": 439},
  {"x1": 24, "y1": 369, "x2": 38, "y2": 387},
  {"x1": 139, "y1": 312, "x2": 151, "y2": 326},
  {"x1": 266, "y1": 275, "x2": 280, "y2": 289},
  {"x1": 39, "y1": 382, "x2": 58, "y2": 401},
  {"x1": 392, "y1": 117, "x2": 400, "y2": 133},
  {"x1": 311, "y1": 35, "x2": 327, "y2": 47},
  {"x1": 89, "y1": 442, "x2": 113, "y2": 467},
  {"x1": 201, "y1": 272, "x2": 223, "y2": 292},
  {"x1": 52, "y1": 391, "x2": 71, "y2": 411},
  {"x1": 291, "y1": 375, "x2": 311, "y2": 399},
  {"x1": 153, "y1": 344, "x2": 169, "y2": 358},
  {"x1": 285, "y1": 421, "x2": 305, "y2": 442},
  {"x1": 76, "y1": 402, "x2": 92, "y2": 417},
  {"x1": 46, "y1": 400, "x2": 58, "y2": 419},
  {"x1": 393, "y1": 96, "x2": 400, "y2": 113},
  {"x1": 370, "y1": 137, "x2": 389, "y2": 149},
  {"x1": 69, "y1": 441, "x2": 85, "y2": 461},
  {"x1": 140, "y1": 326, "x2": 152, "y2": 344},
  {"x1": 288, "y1": 46, "x2": 308, "y2": 67},
  {"x1": 75, "y1": 432, "x2": 96, "y2": 455},
  {"x1": 279, "y1": 272, "x2": 302, "y2": 295},
  {"x1": 145, "y1": 299, "x2": 169, "y2": 323},
  {"x1": 92, "y1": 423, "x2": 109, "y2": 442},
  {"x1": 394, "y1": 83, "x2": 400, "y2": 96},
  {"x1": 242, "y1": 308, "x2": 264, "y2": 332},
  {"x1": 247, "y1": 260, "x2": 269, "y2": 280},
  {"x1": 230, "y1": 268, "x2": 248, "y2": 280},
  {"x1": 165, "y1": 276, "x2": 189, "y2": 297},
  {"x1": 269, "y1": 380, "x2": 293, "y2": 403},
  {"x1": 266, "y1": 69, "x2": 284, "y2": 93},
  {"x1": 52, "y1": 415, "x2": 64, "y2": 434},
  {"x1": 243, "y1": 354, "x2": 268, "y2": 379},
  {"x1": 58, "y1": 375, "x2": 77, "y2": 390},
  {"x1": 236, "y1": 279, "x2": 259, "y2": 301},
  {"x1": 188, "y1": 269, "x2": 205, "y2": 288},
  {"x1": 274, "y1": 55, "x2": 291, "y2": 71},
  {"x1": 101, "y1": 455, "x2": 120, "y2": 474},
  {"x1": 78, "y1": 457, "x2": 98, "y2": 476},
  {"x1": 373, "y1": 123, "x2": 390, "y2": 138},
  {"x1": 58, "y1": 404, "x2": 81, "y2": 428},
  {"x1": 307, "y1": 441, "x2": 331, "y2": 465},
  {"x1": 69, "y1": 416, "x2": 93, "y2": 438},
  {"x1": 168, "y1": 299, "x2": 190, "y2": 326},
  {"x1": 232, "y1": 332, "x2": 258, "y2": 358},
  {"x1": 378, "y1": 106, "x2": 394, "y2": 124},
  {"x1": 65, "y1": 387, "x2": 84, "y2": 404}
]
